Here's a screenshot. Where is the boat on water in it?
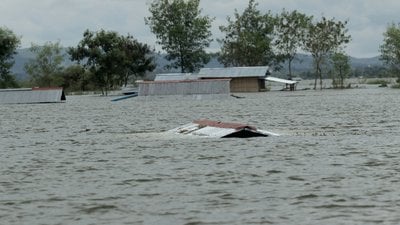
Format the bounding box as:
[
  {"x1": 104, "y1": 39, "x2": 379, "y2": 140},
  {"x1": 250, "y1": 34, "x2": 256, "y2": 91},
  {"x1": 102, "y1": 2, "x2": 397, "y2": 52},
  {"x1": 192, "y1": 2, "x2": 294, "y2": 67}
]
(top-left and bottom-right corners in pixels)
[
  {"x1": 167, "y1": 119, "x2": 280, "y2": 138},
  {"x1": 121, "y1": 85, "x2": 138, "y2": 95},
  {"x1": 111, "y1": 93, "x2": 138, "y2": 102}
]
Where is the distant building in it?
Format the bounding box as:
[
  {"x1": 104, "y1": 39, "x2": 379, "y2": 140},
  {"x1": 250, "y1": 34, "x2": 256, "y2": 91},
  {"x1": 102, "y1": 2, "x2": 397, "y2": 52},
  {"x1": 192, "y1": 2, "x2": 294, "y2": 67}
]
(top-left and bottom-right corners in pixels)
[
  {"x1": 198, "y1": 66, "x2": 270, "y2": 92},
  {"x1": 139, "y1": 66, "x2": 271, "y2": 96},
  {"x1": 0, "y1": 87, "x2": 66, "y2": 104},
  {"x1": 154, "y1": 73, "x2": 197, "y2": 81},
  {"x1": 265, "y1": 76, "x2": 299, "y2": 91},
  {"x1": 136, "y1": 79, "x2": 230, "y2": 96}
]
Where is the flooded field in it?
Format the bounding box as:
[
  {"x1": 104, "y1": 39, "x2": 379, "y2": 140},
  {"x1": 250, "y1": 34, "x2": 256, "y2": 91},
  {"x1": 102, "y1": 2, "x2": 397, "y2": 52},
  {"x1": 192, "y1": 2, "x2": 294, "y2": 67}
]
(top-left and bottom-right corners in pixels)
[{"x1": 1, "y1": 86, "x2": 400, "y2": 225}]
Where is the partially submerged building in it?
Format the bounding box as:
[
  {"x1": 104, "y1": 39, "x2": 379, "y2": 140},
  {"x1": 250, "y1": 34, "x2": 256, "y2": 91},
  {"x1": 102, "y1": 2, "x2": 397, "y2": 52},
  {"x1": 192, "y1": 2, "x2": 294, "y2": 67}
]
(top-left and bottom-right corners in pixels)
[
  {"x1": 137, "y1": 66, "x2": 279, "y2": 97},
  {"x1": 265, "y1": 76, "x2": 299, "y2": 91},
  {"x1": 0, "y1": 87, "x2": 66, "y2": 104},
  {"x1": 198, "y1": 66, "x2": 270, "y2": 92},
  {"x1": 137, "y1": 78, "x2": 230, "y2": 96},
  {"x1": 167, "y1": 119, "x2": 280, "y2": 138},
  {"x1": 154, "y1": 73, "x2": 197, "y2": 81}
]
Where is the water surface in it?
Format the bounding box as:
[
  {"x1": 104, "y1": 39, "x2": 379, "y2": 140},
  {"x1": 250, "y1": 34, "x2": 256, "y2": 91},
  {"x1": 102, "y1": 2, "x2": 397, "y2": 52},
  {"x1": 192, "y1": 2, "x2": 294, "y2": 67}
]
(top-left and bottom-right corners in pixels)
[{"x1": 1, "y1": 87, "x2": 400, "y2": 224}]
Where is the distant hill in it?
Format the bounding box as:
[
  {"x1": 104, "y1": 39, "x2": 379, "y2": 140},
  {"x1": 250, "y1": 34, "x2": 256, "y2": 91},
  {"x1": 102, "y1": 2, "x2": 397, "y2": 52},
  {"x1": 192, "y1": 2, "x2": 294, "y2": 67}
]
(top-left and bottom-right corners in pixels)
[
  {"x1": 11, "y1": 48, "x2": 74, "y2": 80},
  {"x1": 11, "y1": 48, "x2": 383, "y2": 80},
  {"x1": 152, "y1": 53, "x2": 223, "y2": 73},
  {"x1": 12, "y1": 49, "x2": 35, "y2": 80},
  {"x1": 350, "y1": 56, "x2": 382, "y2": 68},
  {"x1": 280, "y1": 54, "x2": 382, "y2": 72}
]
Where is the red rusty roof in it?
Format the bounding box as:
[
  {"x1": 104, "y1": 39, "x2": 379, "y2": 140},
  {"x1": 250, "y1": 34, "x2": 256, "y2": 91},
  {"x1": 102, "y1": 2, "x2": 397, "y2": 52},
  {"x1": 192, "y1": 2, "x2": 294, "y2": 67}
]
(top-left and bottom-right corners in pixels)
[{"x1": 193, "y1": 119, "x2": 257, "y2": 131}]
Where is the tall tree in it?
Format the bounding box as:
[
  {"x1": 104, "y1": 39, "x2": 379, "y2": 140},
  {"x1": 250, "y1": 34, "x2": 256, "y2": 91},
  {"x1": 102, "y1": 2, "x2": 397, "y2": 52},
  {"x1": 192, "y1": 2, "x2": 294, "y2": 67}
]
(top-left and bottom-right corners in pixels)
[
  {"x1": 275, "y1": 9, "x2": 312, "y2": 79},
  {"x1": 303, "y1": 17, "x2": 351, "y2": 89},
  {"x1": 24, "y1": 41, "x2": 65, "y2": 87},
  {"x1": 146, "y1": 0, "x2": 213, "y2": 73},
  {"x1": 330, "y1": 52, "x2": 351, "y2": 89},
  {"x1": 69, "y1": 30, "x2": 121, "y2": 95},
  {"x1": 119, "y1": 35, "x2": 155, "y2": 86},
  {"x1": 0, "y1": 27, "x2": 20, "y2": 88},
  {"x1": 60, "y1": 64, "x2": 90, "y2": 92},
  {"x1": 69, "y1": 29, "x2": 155, "y2": 95},
  {"x1": 218, "y1": 0, "x2": 279, "y2": 67},
  {"x1": 380, "y1": 23, "x2": 400, "y2": 81}
]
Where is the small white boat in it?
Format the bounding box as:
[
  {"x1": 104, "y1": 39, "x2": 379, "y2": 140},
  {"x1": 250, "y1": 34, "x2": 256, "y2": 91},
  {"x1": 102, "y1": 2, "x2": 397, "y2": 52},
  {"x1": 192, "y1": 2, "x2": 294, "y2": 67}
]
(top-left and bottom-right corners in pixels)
[
  {"x1": 167, "y1": 119, "x2": 280, "y2": 138},
  {"x1": 121, "y1": 85, "x2": 138, "y2": 95}
]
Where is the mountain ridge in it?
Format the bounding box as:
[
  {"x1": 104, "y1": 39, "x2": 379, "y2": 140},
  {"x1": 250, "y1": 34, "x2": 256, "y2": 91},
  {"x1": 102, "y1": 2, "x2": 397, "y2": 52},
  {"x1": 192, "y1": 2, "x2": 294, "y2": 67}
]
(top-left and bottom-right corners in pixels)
[{"x1": 11, "y1": 48, "x2": 383, "y2": 80}]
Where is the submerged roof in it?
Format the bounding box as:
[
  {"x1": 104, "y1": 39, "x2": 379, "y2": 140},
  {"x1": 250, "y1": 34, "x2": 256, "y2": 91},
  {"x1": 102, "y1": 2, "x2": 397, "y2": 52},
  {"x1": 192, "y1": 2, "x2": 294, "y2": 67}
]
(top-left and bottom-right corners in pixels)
[
  {"x1": 0, "y1": 87, "x2": 66, "y2": 104},
  {"x1": 167, "y1": 119, "x2": 280, "y2": 138},
  {"x1": 198, "y1": 66, "x2": 270, "y2": 78},
  {"x1": 193, "y1": 119, "x2": 257, "y2": 130},
  {"x1": 154, "y1": 73, "x2": 198, "y2": 81}
]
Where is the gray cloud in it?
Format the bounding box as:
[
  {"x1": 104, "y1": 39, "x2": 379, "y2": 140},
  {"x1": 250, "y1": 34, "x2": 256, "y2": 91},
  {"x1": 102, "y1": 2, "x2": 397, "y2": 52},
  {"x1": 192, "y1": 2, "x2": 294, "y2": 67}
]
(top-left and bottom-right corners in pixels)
[{"x1": 1, "y1": 0, "x2": 399, "y2": 57}]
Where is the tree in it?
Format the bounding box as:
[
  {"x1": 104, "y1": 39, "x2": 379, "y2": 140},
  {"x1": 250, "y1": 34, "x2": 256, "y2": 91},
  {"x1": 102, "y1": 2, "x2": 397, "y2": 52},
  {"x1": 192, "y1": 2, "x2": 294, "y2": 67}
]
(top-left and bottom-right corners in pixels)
[
  {"x1": 146, "y1": 0, "x2": 213, "y2": 73},
  {"x1": 0, "y1": 27, "x2": 20, "y2": 88},
  {"x1": 275, "y1": 9, "x2": 312, "y2": 79},
  {"x1": 380, "y1": 23, "x2": 400, "y2": 82},
  {"x1": 303, "y1": 17, "x2": 351, "y2": 89},
  {"x1": 218, "y1": 0, "x2": 279, "y2": 67},
  {"x1": 330, "y1": 52, "x2": 351, "y2": 88},
  {"x1": 69, "y1": 29, "x2": 155, "y2": 95},
  {"x1": 119, "y1": 35, "x2": 155, "y2": 86},
  {"x1": 60, "y1": 64, "x2": 91, "y2": 92},
  {"x1": 24, "y1": 41, "x2": 65, "y2": 87}
]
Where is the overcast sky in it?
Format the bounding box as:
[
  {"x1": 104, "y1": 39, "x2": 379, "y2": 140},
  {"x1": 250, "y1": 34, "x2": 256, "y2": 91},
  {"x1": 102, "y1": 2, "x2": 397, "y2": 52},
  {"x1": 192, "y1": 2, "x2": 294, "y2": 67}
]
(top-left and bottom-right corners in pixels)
[{"x1": 1, "y1": 0, "x2": 399, "y2": 58}]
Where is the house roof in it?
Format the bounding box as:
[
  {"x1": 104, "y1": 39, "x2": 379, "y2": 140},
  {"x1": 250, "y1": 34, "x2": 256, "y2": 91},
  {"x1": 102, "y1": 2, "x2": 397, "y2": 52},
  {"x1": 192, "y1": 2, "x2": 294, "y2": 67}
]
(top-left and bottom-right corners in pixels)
[
  {"x1": 0, "y1": 87, "x2": 66, "y2": 104},
  {"x1": 193, "y1": 119, "x2": 257, "y2": 130},
  {"x1": 167, "y1": 119, "x2": 280, "y2": 138},
  {"x1": 154, "y1": 73, "x2": 198, "y2": 81},
  {"x1": 198, "y1": 66, "x2": 270, "y2": 78},
  {"x1": 265, "y1": 76, "x2": 298, "y2": 84},
  {"x1": 137, "y1": 78, "x2": 230, "y2": 84}
]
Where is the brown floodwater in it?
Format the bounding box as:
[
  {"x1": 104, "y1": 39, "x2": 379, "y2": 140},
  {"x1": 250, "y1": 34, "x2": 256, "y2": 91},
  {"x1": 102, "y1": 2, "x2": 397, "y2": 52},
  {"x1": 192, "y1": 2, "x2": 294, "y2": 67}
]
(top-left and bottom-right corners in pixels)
[{"x1": 1, "y1": 86, "x2": 400, "y2": 224}]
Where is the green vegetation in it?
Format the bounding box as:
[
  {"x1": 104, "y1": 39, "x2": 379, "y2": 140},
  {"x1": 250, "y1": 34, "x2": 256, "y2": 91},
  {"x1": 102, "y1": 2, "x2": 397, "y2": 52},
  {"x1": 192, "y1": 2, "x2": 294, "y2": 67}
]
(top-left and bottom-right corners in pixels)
[
  {"x1": 145, "y1": 0, "x2": 213, "y2": 73},
  {"x1": 303, "y1": 17, "x2": 351, "y2": 89},
  {"x1": 366, "y1": 79, "x2": 390, "y2": 86},
  {"x1": 25, "y1": 41, "x2": 65, "y2": 87},
  {"x1": 218, "y1": 0, "x2": 278, "y2": 67},
  {"x1": 5, "y1": 0, "x2": 400, "y2": 92},
  {"x1": 0, "y1": 27, "x2": 20, "y2": 88},
  {"x1": 330, "y1": 52, "x2": 351, "y2": 89},
  {"x1": 275, "y1": 9, "x2": 312, "y2": 79},
  {"x1": 380, "y1": 23, "x2": 400, "y2": 85},
  {"x1": 68, "y1": 29, "x2": 155, "y2": 95},
  {"x1": 60, "y1": 64, "x2": 92, "y2": 92}
]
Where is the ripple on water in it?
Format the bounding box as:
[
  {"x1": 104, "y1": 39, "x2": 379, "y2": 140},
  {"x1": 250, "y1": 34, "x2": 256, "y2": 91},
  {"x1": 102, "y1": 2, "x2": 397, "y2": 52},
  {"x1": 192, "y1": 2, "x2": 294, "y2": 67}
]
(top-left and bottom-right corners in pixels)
[{"x1": 2, "y1": 89, "x2": 400, "y2": 224}]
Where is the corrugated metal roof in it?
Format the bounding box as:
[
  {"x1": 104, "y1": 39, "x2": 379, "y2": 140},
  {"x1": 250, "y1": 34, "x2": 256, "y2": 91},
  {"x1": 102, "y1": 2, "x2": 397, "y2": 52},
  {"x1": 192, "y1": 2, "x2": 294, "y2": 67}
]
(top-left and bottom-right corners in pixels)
[
  {"x1": 0, "y1": 87, "x2": 66, "y2": 104},
  {"x1": 198, "y1": 66, "x2": 269, "y2": 78},
  {"x1": 167, "y1": 119, "x2": 280, "y2": 138},
  {"x1": 193, "y1": 119, "x2": 257, "y2": 130},
  {"x1": 154, "y1": 73, "x2": 198, "y2": 81},
  {"x1": 137, "y1": 79, "x2": 231, "y2": 96},
  {"x1": 265, "y1": 76, "x2": 298, "y2": 84}
]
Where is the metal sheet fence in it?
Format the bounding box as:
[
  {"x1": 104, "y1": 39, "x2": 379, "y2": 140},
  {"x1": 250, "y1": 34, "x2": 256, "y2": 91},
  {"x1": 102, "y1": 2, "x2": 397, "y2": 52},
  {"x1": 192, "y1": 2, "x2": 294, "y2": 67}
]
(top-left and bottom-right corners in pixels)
[
  {"x1": 0, "y1": 88, "x2": 65, "y2": 104},
  {"x1": 137, "y1": 79, "x2": 230, "y2": 96}
]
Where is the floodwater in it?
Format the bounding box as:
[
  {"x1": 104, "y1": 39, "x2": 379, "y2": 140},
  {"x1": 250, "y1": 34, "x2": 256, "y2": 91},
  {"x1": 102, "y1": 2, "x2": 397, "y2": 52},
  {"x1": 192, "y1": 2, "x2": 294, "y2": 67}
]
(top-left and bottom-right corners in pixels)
[{"x1": 1, "y1": 85, "x2": 400, "y2": 225}]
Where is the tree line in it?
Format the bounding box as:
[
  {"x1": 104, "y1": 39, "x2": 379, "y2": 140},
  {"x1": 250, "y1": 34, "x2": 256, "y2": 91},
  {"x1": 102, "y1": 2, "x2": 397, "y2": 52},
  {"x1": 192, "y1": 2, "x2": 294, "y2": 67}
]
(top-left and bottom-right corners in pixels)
[{"x1": 1, "y1": 0, "x2": 399, "y2": 92}]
